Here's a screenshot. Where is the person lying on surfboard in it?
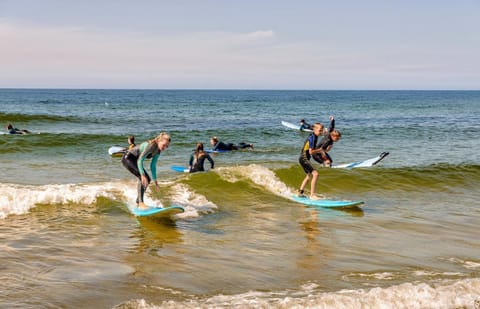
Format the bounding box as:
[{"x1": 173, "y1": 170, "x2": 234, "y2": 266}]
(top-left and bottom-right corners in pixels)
[
  {"x1": 299, "y1": 119, "x2": 312, "y2": 131},
  {"x1": 312, "y1": 116, "x2": 341, "y2": 167},
  {"x1": 298, "y1": 122, "x2": 326, "y2": 200},
  {"x1": 6, "y1": 123, "x2": 30, "y2": 134},
  {"x1": 121, "y1": 132, "x2": 171, "y2": 210},
  {"x1": 210, "y1": 137, "x2": 254, "y2": 151},
  {"x1": 189, "y1": 142, "x2": 214, "y2": 173}
]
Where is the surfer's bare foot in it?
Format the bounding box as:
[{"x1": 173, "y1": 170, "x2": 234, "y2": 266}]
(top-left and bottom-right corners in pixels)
[
  {"x1": 309, "y1": 195, "x2": 321, "y2": 200},
  {"x1": 137, "y1": 202, "x2": 149, "y2": 210}
]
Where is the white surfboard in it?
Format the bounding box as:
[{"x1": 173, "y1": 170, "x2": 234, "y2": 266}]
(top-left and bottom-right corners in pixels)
[
  {"x1": 332, "y1": 152, "x2": 389, "y2": 168},
  {"x1": 108, "y1": 145, "x2": 126, "y2": 157},
  {"x1": 281, "y1": 121, "x2": 312, "y2": 132}
]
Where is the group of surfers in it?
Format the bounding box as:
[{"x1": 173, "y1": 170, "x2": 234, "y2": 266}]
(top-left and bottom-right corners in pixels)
[
  {"x1": 117, "y1": 116, "x2": 339, "y2": 209},
  {"x1": 6, "y1": 116, "x2": 340, "y2": 209},
  {"x1": 119, "y1": 135, "x2": 254, "y2": 209}
]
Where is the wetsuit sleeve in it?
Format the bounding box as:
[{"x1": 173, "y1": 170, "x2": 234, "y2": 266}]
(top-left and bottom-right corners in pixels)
[
  {"x1": 150, "y1": 154, "x2": 159, "y2": 181},
  {"x1": 213, "y1": 143, "x2": 218, "y2": 151},
  {"x1": 307, "y1": 134, "x2": 316, "y2": 151},
  {"x1": 189, "y1": 154, "x2": 194, "y2": 166},
  {"x1": 138, "y1": 141, "x2": 159, "y2": 178},
  {"x1": 207, "y1": 154, "x2": 214, "y2": 168},
  {"x1": 328, "y1": 119, "x2": 335, "y2": 133},
  {"x1": 137, "y1": 142, "x2": 149, "y2": 176}
]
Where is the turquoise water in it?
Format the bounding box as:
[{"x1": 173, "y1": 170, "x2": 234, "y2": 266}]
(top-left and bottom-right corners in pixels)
[{"x1": 1, "y1": 89, "x2": 479, "y2": 308}]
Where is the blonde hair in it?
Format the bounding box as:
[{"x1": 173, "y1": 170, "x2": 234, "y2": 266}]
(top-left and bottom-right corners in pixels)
[
  {"x1": 150, "y1": 132, "x2": 171, "y2": 144},
  {"x1": 312, "y1": 123, "x2": 324, "y2": 131}
]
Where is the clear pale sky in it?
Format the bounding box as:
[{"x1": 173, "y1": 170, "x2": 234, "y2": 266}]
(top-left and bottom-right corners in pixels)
[{"x1": 1, "y1": 0, "x2": 479, "y2": 89}]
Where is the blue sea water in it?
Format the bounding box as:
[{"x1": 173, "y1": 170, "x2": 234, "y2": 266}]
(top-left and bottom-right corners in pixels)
[{"x1": 1, "y1": 89, "x2": 479, "y2": 308}]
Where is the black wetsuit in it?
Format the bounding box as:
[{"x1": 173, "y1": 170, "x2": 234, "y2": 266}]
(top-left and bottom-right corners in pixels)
[
  {"x1": 121, "y1": 141, "x2": 161, "y2": 204},
  {"x1": 189, "y1": 152, "x2": 214, "y2": 173},
  {"x1": 300, "y1": 122, "x2": 312, "y2": 131},
  {"x1": 213, "y1": 141, "x2": 252, "y2": 151},
  {"x1": 8, "y1": 127, "x2": 29, "y2": 134},
  {"x1": 298, "y1": 132, "x2": 319, "y2": 174},
  {"x1": 313, "y1": 119, "x2": 335, "y2": 165},
  {"x1": 213, "y1": 141, "x2": 235, "y2": 151}
]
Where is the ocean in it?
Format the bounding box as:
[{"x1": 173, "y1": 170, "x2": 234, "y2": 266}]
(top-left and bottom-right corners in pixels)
[{"x1": 1, "y1": 89, "x2": 479, "y2": 308}]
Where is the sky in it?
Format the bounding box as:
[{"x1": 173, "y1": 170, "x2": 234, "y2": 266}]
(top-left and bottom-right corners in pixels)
[{"x1": 1, "y1": 0, "x2": 479, "y2": 90}]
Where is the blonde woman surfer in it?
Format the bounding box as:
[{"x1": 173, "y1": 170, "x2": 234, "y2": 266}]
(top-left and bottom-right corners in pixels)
[{"x1": 122, "y1": 133, "x2": 171, "y2": 209}]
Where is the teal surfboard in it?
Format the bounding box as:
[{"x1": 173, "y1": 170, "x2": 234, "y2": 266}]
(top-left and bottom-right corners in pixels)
[
  {"x1": 130, "y1": 205, "x2": 185, "y2": 218},
  {"x1": 291, "y1": 195, "x2": 364, "y2": 208},
  {"x1": 171, "y1": 165, "x2": 189, "y2": 173},
  {"x1": 205, "y1": 149, "x2": 230, "y2": 153}
]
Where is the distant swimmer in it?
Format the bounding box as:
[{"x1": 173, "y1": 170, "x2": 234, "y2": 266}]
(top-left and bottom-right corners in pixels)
[
  {"x1": 189, "y1": 143, "x2": 214, "y2": 173},
  {"x1": 210, "y1": 136, "x2": 254, "y2": 151},
  {"x1": 299, "y1": 119, "x2": 312, "y2": 131},
  {"x1": 6, "y1": 123, "x2": 30, "y2": 134},
  {"x1": 126, "y1": 135, "x2": 136, "y2": 151}
]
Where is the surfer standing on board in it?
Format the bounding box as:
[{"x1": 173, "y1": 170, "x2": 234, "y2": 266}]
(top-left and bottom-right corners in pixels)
[
  {"x1": 298, "y1": 123, "x2": 326, "y2": 199},
  {"x1": 121, "y1": 132, "x2": 171, "y2": 209}
]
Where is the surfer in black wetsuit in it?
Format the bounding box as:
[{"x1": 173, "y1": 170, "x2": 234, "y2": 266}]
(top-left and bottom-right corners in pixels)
[
  {"x1": 189, "y1": 143, "x2": 214, "y2": 173},
  {"x1": 298, "y1": 123, "x2": 326, "y2": 200},
  {"x1": 312, "y1": 116, "x2": 341, "y2": 167},
  {"x1": 6, "y1": 123, "x2": 30, "y2": 134},
  {"x1": 299, "y1": 119, "x2": 312, "y2": 131},
  {"x1": 210, "y1": 137, "x2": 254, "y2": 151}
]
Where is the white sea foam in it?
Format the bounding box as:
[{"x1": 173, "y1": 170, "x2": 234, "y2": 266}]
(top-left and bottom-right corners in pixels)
[
  {"x1": 351, "y1": 272, "x2": 396, "y2": 280},
  {"x1": 123, "y1": 278, "x2": 480, "y2": 309},
  {"x1": 0, "y1": 179, "x2": 218, "y2": 219},
  {"x1": 216, "y1": 164, "x2": 293, "y2": 198},
  {"x1": 448, "y1": 257, "x2": 480, "y2": 270},
  {"x1": 0, "y1": 182, "x2": 128, "y2": 219},
  {"x1": 169, "y1": 183, "x2": 218, "y2": 219}
]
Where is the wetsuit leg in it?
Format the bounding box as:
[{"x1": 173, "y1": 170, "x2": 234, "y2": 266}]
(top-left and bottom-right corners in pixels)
[
  {"x1": 227, "y1": 143, "x2": 238, "y2": 150},
  {"x1": 312, "y1": 153, "x2": 332, "y2": 166},
  {"x1": 299, "y1": 155, "x2": 315, "y2": 174},
  {"x1": 122, "y1": 153, "x2": 151, "y2": 203},
  {"x1": 237, "y1": 142, "x2": 252, "y2": 149}
]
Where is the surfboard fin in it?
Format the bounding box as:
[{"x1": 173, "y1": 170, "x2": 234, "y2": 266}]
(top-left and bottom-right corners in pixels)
[{"x1": 372, "y1": 152, "x2": 389, "y2": 166}]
